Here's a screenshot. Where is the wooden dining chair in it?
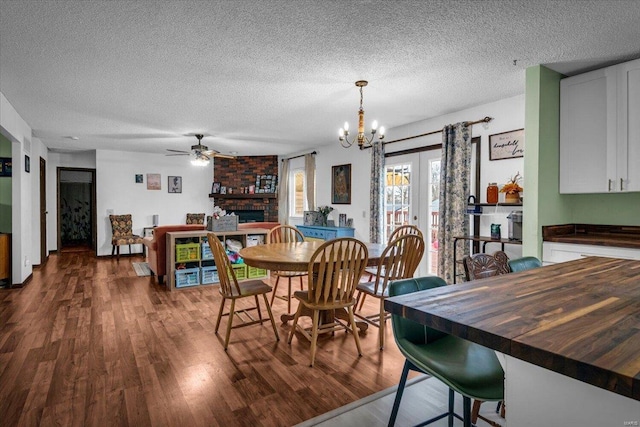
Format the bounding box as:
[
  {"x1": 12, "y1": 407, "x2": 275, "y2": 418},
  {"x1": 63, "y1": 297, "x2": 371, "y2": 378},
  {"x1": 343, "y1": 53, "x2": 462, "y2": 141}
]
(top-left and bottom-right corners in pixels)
[
  {"x1": 355, "y1": 233, "x2": 425, "y2": 350},
  {"x1": 287, "y1": 237, "x2": 368, "y2": 367},
  {"x1": 462, "y1": 251, "x2": 510, "y2": 281},
  {"x1": 267, "y1": 225, "x2": 307, "y2": 313},
  {"x1": 462, "y1": 249, "x2": 510, "y2": 426},
  {"x1": 359, "y1": 224, "x2": 423, "y2": 309},
  {"x1": 207, "y1": 232, "x2": 279, "y2": 350}
]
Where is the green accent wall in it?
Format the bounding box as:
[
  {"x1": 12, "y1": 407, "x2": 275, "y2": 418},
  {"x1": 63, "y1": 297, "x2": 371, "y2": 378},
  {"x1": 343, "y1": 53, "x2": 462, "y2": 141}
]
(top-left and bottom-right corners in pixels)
[
  {"x1": 524, "y1": 65, "x2": 640, "y2": 259},
  {"x1": 0, "y1": 133, "x2": 11, "y2": 233}
]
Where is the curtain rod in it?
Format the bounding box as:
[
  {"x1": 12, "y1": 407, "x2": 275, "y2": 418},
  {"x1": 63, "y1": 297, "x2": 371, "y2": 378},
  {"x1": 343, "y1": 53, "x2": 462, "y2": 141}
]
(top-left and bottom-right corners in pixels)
[
  {"x1": 372, "y1": 116, "x2": 493, "y2": 147},
  {"x1": 282, "y1": 151, "x2": 317, "y2": 161}
]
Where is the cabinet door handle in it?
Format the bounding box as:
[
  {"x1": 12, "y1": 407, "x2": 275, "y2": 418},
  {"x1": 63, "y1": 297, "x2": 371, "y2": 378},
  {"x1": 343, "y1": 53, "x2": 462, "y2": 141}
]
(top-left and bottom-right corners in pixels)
[
  {"x1": 608, "y1": 179, "x2": 613, "y2": 191},
  {"x1": 620, "y1": 178, "x2": 624, "y2": 191}
]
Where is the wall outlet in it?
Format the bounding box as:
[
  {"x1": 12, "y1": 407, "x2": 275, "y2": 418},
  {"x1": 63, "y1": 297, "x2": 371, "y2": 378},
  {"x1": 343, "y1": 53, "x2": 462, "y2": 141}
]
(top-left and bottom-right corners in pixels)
[
  {"x1": 362, "y1": 210, "x2": 366, "y2": 218},
  {"x1": 24, "y1": 256, "x2": 30, "y2": 267}
]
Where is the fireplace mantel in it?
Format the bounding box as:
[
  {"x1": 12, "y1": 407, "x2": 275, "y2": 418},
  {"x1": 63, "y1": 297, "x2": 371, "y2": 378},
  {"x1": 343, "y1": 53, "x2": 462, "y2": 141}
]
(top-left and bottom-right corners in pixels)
[{"x1": 209, "y1": 193, "x2": 276, "y2": 199}]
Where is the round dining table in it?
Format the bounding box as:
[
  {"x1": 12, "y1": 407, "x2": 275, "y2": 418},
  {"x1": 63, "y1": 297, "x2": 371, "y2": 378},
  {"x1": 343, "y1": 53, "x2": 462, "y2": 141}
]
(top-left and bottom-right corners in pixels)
[{"x1": 239, "y1": 241, "x2": 386, "y2": 330}]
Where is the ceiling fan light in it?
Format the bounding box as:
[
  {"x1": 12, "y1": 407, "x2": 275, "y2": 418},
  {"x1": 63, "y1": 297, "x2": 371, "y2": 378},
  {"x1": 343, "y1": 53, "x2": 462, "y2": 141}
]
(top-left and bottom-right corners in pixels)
[{"x1": 191, "y1": 157, "x2": 209, "y2": 167}]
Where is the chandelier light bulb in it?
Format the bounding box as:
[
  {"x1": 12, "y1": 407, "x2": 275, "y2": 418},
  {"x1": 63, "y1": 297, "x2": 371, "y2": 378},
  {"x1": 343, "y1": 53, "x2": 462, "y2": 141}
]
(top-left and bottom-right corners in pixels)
[
  {"x1": 339, "y1": 128, "x2": 345, "y2": 137},
  {"x1": 344, "y1": 122, "x2": 349, "y2": 132},
  {"x1": 379, "y1": 126, "x2": 385, "y2": 137},
  {"x1": 372, "y1": 120, "x2": 378, "y2": 131}
]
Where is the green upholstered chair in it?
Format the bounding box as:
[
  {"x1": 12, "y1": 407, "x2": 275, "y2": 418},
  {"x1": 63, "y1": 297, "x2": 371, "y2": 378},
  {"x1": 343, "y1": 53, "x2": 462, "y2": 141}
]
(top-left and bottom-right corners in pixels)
[
  {"x1": 508, "y1": 256, "x2": 542, "y2": 272},
  {"x1": 387, "y1": 277, "x2": 504, "y2": 427}
]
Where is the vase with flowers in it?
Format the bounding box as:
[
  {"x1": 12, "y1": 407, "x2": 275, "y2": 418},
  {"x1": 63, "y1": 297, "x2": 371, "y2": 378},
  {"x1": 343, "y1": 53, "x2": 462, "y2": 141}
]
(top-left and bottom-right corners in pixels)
[
  {"x1": 500, "y1": 172, "x2": 523, "y2": 203},
  {"x1": 317, "y1": 205, "x2": 334, "y2": 226}
]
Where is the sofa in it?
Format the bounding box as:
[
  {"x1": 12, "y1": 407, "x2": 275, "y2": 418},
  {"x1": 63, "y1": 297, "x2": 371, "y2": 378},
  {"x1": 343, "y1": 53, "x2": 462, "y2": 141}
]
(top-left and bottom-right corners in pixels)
[{"x1": 144, "y1": 224, "x2": 205, "y2": 284}]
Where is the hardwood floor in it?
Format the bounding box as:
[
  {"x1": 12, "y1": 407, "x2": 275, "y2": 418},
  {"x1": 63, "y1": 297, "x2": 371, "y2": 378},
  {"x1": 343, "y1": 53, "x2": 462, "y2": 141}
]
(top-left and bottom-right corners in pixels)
[{"x1": 0, "y1": 252, "x2": 409, "y2": 426}]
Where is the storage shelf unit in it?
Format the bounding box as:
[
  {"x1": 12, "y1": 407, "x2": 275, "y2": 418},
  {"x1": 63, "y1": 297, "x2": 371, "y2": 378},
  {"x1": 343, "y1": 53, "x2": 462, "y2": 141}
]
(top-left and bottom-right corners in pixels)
[
  {"x1": 296, "y1": 225, "x2": 355, "y2": 241},
  {"x1": 208, "y1": 193, "x2": 277, "y2": 199},
  {"x1": 166, "y1": 229, "x2": 269, "y2": 291}
]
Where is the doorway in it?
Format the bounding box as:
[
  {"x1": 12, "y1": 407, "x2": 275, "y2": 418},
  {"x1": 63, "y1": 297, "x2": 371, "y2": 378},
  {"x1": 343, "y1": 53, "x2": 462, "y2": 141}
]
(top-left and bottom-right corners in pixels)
[
  {"x1": 39, "y1": 157, "x2": 47, "y2": 264},
  {"x1": 384, "y1": 149, "x2": 441, "y2": 276},
  {"x1": 57, "y1": 168, "x2": 97, "y2": 253}
]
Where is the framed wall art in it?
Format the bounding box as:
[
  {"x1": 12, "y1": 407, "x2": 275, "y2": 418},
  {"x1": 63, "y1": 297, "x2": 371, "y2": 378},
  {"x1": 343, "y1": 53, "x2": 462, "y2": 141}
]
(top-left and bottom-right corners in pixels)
[
  {"x1": 331, "y1": 163, "x2": 351, "y2": 204},
  {"x1": 211, "y1": 182, "x2": 221, "y2": 193},
  {"x1": 0, "y1": 158, "x2": 11, "y2": 177},
  {"x1": 168, "y1": 176, "x2": 182, "y2": 193},
  {"x1": 135, "y1": 174, "x2": 143, "y2": 183},
  {"x1": 489, "y1": 129, "x2": 525, "y2": 160},
  {"x1": 147, "y1": 173, "x2": 161, "y2": 190}
]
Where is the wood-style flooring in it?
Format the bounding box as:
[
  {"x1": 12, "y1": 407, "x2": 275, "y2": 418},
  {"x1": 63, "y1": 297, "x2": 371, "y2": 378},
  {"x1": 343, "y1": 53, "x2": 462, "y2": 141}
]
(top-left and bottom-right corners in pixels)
[{"x1": 0, "y1": 252, "x2": 409, "y2": 426}]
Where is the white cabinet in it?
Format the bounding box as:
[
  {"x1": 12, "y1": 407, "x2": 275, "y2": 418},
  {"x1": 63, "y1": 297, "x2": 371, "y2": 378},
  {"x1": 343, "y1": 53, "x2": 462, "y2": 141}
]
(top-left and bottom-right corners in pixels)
[
  {"x1": 542, "y1": 241, "x2": 640, "y2": 265},
  {"x1": 560, "y1": 58, "x2": 640, "y2": 193},
  {"x1": 618, "y1": 59, "x2": 640, "y2": 191}
]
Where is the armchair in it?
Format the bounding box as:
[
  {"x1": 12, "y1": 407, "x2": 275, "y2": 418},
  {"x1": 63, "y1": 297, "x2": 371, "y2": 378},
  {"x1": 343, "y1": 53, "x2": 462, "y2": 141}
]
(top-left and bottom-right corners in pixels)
[{"x1": 143, "y1": 224, "x2": 205, "y2": 284}]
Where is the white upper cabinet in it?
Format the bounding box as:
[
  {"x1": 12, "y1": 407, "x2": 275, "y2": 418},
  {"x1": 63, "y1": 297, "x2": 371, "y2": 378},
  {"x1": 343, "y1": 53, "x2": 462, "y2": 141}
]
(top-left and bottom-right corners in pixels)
[
  {"x1": 618, "y1": 59, "x2": 640, "y2": 191},
  {"x1": 560, "y1": 58, "x2": 640, "y2": 193}
]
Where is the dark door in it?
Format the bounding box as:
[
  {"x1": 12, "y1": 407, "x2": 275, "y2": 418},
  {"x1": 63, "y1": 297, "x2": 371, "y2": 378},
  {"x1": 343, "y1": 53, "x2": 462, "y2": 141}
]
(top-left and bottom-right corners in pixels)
[
  {"x1": 57, "y1": 168, "x2": 97, "y2": 254},
  {"x1": 39, "y1": 157, "x2": 47, "y2": 264}
]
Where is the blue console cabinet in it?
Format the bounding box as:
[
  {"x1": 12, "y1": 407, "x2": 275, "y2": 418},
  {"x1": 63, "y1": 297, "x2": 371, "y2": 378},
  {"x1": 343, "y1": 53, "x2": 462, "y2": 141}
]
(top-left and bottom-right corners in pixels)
[{"x1": 296, "y1": 225, "x2": 355, "y2": 241}]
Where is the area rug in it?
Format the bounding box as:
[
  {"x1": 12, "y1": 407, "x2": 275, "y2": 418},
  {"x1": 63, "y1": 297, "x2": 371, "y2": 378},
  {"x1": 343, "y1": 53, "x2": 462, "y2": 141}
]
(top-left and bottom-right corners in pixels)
[
  {"x1": 296, "y1": 375, "x2": 502, "y2": 427},
  {"x1": 132, "y1": 262, "x2": 151, "y2": 277}
]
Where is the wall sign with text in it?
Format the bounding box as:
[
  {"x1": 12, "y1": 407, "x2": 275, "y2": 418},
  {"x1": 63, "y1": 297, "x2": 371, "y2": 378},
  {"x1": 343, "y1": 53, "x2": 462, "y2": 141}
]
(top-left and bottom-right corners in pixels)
[{"x1": 489, "y1": 129, "x2": 524, "y2": 161}]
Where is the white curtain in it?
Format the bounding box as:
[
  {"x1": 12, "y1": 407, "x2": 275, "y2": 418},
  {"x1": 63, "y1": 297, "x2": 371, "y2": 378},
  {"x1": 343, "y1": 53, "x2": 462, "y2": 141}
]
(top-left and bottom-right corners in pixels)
[
  {"x1": 278, "y1": 158, "x2": 290, "y2": 225},
  {"x1": 304, "y1": 153, "x2": 315, "y2": 211},
  {"x1": 437, "y1": 122, "x2": 472, "y2": 283}
]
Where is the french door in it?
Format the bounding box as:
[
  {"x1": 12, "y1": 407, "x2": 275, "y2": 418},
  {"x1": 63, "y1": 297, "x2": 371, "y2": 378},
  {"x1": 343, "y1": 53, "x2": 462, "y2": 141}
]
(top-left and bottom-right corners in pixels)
[{"x1": 384, "y1": 149, "x2": 441, "y2": 276}]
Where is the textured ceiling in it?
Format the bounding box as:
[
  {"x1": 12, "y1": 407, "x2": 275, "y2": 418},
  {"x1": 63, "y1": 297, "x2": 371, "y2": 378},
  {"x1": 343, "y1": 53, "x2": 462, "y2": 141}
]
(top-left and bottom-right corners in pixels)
[{"x1": 1, "y1": 0, "x2": 639, "y2": 156}]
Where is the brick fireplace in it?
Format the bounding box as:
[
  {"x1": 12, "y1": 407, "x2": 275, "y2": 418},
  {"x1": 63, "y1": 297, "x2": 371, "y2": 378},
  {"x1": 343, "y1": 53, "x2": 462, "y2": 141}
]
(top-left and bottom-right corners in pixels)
[{"x1": 211, "y1": 155, "x2": 279, "y2": 222}]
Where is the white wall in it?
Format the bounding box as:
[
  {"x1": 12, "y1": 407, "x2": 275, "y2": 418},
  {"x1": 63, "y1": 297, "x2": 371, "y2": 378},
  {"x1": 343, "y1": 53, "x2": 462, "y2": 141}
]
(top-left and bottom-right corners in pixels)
[
  {"x1": 95, "y1": 150, "x2": 214, "y2": 256},
  {"x1": 0, "y1": 92, "x2": 34, "y2": 283},
  {"x1": 46, "y1": 150, "x2": 97, "y2": 252},
  {"x1": 312, "y1": 94, "x2": 525, "y2": 258},
  {"x1": 29, "y1": 137, "x2": 48, "y2": 265}
]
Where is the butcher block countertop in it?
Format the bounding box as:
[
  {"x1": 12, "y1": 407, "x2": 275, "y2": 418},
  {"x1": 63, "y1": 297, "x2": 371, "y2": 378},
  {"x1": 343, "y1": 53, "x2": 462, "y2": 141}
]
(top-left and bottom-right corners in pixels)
[
  {"x1": 542, "y1": 224, "x2": 640, "y2": 249},
  {"x1": 384, "y1": 257, "x2": 640, "y2": 401}
]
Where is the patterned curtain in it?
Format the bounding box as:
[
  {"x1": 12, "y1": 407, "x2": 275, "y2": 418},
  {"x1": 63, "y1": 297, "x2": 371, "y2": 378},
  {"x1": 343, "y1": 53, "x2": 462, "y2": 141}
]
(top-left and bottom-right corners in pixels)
[
  {"x1": 437, "y1": 122, "x2": 471, "y2": 283},
  {"x1": 278, "y1": 158, "x2": 290, "y2": 225},
  {"x1": 369, "y1": 140, "x2": 385, "y2": 243},
  {"x1": 304, "y1": 153, "x2": 316, "y2": 211}
]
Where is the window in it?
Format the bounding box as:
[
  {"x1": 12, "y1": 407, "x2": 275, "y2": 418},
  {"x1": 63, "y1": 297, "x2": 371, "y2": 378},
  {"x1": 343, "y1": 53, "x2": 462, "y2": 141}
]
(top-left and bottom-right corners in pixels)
[{"x1": 290, "y1": 169, "x2": 306, "y2": 216}]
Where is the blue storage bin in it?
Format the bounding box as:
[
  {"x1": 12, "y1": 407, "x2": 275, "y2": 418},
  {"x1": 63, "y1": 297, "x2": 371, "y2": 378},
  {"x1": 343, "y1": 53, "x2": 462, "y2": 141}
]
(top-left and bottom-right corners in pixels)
[
  {"x1": 175, "y1": 268, "x2": 200, "y2": 288},
  {"x1": 201, "y1": 266, "x2": 219, "y2": 284}
]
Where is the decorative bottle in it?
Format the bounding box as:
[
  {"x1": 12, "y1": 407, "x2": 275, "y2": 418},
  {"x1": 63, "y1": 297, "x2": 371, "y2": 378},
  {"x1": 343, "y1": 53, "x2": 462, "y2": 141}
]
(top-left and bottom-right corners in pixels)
[{"x1": 487, "y1": 183, "x2": 499, "y2": 204}]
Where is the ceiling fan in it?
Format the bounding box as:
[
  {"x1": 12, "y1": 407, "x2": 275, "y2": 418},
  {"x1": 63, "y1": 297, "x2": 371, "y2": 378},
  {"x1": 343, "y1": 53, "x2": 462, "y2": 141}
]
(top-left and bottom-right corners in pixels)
[{"x1": 166, "y1": 134, "x2": 236, "y2": 164}]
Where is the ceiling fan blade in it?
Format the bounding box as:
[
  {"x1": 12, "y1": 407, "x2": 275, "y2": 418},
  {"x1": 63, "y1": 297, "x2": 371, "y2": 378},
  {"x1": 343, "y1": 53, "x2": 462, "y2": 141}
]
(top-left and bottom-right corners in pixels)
[
  {"x1": 212, "y1": 153, "x2": 237, "y2": 159},
  {"x1": 201, "y1": 149, "x2": 219, "y2": 156},
  {"x1": 167, "y1": 149, "x2": 190, "y2": 154},
  {"x1": 166, "y1": 153, "x2": 190, "y2": 156}
]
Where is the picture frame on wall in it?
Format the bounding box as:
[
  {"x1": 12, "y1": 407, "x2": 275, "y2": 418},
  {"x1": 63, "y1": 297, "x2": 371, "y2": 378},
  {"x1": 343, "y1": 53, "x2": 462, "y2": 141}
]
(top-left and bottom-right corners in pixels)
[
  {"x1": 211, "y1": 182, "x2": 221, "y2": 193},
  {"x1": 331, "y1": 163, "x2": 351, "y2": 204},
  {"x1": 0, "y1": 158, "x2": 11, "y2": 177},
  {"x1": 135, "y1": 174, "x2": 143, "y2": 183},
  {"x1": 489, "y1": 128, "x2": 525, "y2": 161},
  {"x1": 147, "y1": 173, "x2": 161, "y2": 190},
  {"x1": 25, "y1": 155, "x2": 30, "y2": 173},
  {"x1": 168, "y1": 176, "x2": 182, "y2": 193}
]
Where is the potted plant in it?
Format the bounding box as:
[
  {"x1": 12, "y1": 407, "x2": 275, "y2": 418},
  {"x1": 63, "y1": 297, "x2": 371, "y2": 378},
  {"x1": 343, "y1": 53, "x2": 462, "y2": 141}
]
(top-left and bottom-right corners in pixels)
[
  {"x1": 317, "y1": 205, "x2": 334, "y2": 226},
  {"x1": 500, "y1": 172, "x2": 523, "y2": 203}
]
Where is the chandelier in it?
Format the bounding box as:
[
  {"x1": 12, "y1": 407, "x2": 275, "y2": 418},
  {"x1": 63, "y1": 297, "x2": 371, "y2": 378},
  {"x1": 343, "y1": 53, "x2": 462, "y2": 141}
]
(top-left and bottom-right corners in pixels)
[{"x1": 338, "y1": 80, "x2": 385, "y2": 149}]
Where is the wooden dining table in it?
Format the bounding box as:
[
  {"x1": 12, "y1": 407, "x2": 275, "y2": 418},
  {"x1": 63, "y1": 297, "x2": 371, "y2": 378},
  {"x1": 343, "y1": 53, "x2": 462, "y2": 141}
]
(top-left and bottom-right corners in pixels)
[
  {"x1": 384, "y1": 256, "x2": 640, "y2": 426},
  {"x1": 239, "y1": 240, "x2": 386, "y2": 330}
]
